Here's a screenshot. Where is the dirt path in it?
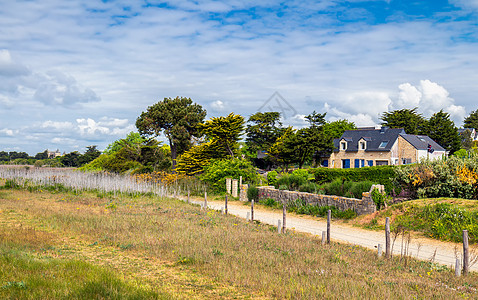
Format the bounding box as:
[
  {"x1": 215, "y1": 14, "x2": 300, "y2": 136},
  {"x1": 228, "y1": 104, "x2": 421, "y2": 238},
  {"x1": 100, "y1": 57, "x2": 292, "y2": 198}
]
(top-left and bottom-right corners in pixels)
[{"x1": 185, "y1": 196, "x2": 476, "y2": 272}]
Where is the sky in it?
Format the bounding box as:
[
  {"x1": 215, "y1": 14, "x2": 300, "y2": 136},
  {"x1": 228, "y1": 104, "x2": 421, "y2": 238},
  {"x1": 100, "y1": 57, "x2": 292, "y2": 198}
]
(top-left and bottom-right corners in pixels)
[{"x1": 1, "y1": 0, "x2": 478, "y2": 155}]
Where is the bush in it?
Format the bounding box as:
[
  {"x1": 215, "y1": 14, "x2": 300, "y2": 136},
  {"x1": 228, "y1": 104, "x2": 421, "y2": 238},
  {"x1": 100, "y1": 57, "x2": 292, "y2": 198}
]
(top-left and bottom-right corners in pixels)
[
  {"x1": 267, "y1": 171, "x2": 278, "y2": 186},
  {"x1": 394, "y1": 156, "x2": 478, "y2": 199},
  {"x1": 287, "y1": 198, "x2": 357, "y2": 219},
  {"x1": 309, "y1": 166, "x2": 397, "y2": 194},
  {"x1": 276, "y1": 173, "x2": 308, "y2": 191},
  {"x1": 298, "y1": 182, "x2": 319, "y2": 193},
  {"x1": 247, "y1": 186, "x2": 259, "y2": 201},
  {"x1": 200, "y1": 158, "x2": 259, "y2": 193}
]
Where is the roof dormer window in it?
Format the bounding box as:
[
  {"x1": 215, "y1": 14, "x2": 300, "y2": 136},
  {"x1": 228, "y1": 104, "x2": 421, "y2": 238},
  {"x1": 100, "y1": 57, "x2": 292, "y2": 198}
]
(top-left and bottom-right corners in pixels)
[
  {"x1": 340, "y1": 141, "x2": 347, "y2": 150},
  {"x1": 379, "y1": 141, "x2": 388, "y2": 148},
  {"x1": 359, "y1": 141, "x2": 366, "y2": 150}
]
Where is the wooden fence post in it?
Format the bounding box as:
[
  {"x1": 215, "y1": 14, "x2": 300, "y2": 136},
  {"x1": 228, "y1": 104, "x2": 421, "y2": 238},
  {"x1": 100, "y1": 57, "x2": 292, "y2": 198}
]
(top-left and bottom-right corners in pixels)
[
  {"x1": 327, "y1": 209, "x2": 331, "y2": 244},
  {"x1": 251, "y1": 199, "x2": 254, "y2": 222},
  {"x1": 455, "y1": 258, "x2": 461, "y2": 277},
  {"x1": 282, "y1": 202, "x2": 286, "y2": 234},
  {"x1": 225, "y1": 194, "x2": 228, "y2": 215},
  {"x1": 385, "y1": 217, "x2": 391, "y2": 258},
  {"x1": 463, "y1": 230, "x2": 469, "y2": 275}
]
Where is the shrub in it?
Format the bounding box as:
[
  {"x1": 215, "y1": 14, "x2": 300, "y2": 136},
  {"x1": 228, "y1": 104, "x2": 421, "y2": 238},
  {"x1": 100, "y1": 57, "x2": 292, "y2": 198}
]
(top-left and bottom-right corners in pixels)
[
  {"x1": 298, "y1": 182, "x2": 319, "y2": 193},
  {"x1": 200, "y1": 158, "x2": 259, "y2": 193},
  {"x1": 276, "y1": 172, "x2": 307, "y2": 191},
  {"x1": 247, "y1": 186, "x2": 259, "y2": 201},
  {"x1": 267, "y1": 171, "x2": 278, "y2": 186},
  {"x1": 393, "y1": 156, "x2": 478, "y2": 199},
  {"x1": 309, "y1": 166, "x2": 397, "y2": 194},
  {"x1": 371, "y1": 188, "x2": 385, "y2": 209}
]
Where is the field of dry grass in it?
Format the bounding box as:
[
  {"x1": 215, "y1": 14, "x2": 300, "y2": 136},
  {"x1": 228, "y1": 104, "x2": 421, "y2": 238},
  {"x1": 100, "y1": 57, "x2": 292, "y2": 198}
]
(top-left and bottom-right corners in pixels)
[{"x1": 1, "y1": 184, "x2": 477, "y2": 299}]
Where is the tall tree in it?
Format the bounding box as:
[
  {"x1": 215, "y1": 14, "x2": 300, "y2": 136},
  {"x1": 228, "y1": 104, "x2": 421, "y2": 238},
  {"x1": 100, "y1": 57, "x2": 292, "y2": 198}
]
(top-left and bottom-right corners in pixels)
[
  {"x1": 198, "y1": 113, "x2": 245, "y2": 157},
  {"x1": 245, "y1": 112, "x2": 283, "y2": 154},
  {"x1": 425, "y1": 110, "x2": 461, "y2": 155},
  {"x1": 78, "y1": 145, "x2": 101, "y2": 166},
  {"x1": 136, "y1": 97, "x2": 207, "y2": 169},
  {"x1": 464, "y1": 109, "x2": 478, "y2": 129},
  {"x1": 267, "y1": 127, "x2": 297, "y2": 171},
  {"x1": 381, "y1": 108, "x2": 426, "y2": 134},
  {"x1": 292, "y1": 111, "x2": 328, "y2": 168},
  {"x1": 34, "y1": 150, "x2": 49, "y2": 160}
]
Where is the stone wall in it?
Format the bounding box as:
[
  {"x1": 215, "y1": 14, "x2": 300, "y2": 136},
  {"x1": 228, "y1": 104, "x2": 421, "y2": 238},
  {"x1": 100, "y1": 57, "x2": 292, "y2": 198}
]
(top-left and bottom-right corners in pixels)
[{"x1": 257, "y1": 186, "x2": 377, "y2": 215}]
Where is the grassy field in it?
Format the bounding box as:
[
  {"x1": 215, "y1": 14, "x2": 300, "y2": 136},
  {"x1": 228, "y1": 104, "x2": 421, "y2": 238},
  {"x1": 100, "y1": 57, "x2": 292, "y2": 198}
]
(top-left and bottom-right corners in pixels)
[
  {"x1": 1, "y1": 185, "x2": 477, "y2": 299},
  {"x1": 354, "y1": 198, "x2": 478, "y2": 243}
]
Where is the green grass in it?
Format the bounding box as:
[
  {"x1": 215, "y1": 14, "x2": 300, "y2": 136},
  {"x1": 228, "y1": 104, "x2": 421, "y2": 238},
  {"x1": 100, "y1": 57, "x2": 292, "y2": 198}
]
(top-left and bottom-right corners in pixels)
[
  {"x1": 0, "y1": 247, "x2": 165, "y2": 299},
  {"x1": 357, "y1": 198, "x2": 478, "y2": 243},
  {"x1": 1, "y1": 187, "x2": 478, "y2": 299}
]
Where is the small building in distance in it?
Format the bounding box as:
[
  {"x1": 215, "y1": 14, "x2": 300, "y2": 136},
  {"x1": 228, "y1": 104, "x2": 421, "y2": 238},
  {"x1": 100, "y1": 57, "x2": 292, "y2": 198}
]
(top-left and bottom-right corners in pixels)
[
  {"x1": 326, "y1": 126, "x2": 446, "y2": 168},
  {"x1": 47, "y1": 149, "x2": 63, "y2": 159}
]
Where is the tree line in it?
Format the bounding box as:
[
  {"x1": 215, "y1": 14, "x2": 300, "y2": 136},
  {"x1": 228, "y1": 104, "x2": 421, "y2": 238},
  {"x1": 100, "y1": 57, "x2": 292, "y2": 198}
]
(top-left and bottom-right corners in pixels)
[{"x1": 4, "y1": 96, "x2": 478, "y2": 173}]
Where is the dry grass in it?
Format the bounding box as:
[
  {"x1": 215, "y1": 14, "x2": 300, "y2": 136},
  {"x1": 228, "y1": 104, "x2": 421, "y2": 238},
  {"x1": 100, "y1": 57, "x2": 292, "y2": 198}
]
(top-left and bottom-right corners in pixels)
[{"x1": 1, "y1": 187, "x2": 478, "y2": 299}]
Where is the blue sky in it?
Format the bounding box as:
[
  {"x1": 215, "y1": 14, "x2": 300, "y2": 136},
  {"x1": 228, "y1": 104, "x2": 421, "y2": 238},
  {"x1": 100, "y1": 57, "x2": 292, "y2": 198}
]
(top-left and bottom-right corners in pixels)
[{"x1": 1, "y1": 0, "x2": 478, "y2": 154}]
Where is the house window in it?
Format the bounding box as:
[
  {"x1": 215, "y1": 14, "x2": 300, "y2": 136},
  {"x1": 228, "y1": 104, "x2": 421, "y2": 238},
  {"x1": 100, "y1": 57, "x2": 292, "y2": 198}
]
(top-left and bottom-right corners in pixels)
[
  {"x1": 340, "y1": 141, "x2": 347, "y2": 150},
  {"x1": 401, "y1": 158, "x2": 412, "y2": 165},
  {"x1": 379, "y1": 141, "x2": 388, "y2": 148},
  {"x1": 342, "y1": 159, "x2": 350, "y2": 168},
  {"x1": 376, "y1": 160, "x2": 389, "y2": 166},
  {"x1": 355, "y1": 159, "x2": 365, "y2": 168},
  {"x1": 359, "y1": 141, "x2": 366, "y2": 150}
]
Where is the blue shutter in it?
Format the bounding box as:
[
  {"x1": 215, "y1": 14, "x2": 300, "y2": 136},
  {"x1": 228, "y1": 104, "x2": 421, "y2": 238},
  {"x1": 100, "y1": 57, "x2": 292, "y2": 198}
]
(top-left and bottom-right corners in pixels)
[
  {"x1": 354, "y1": 159, "x2": 359, "y2": 168},
  {"x1": 343, "y1": 159, "x2": 350, "y2": 168},
  {"x1": 367, "y1": 160, "x2": 373, "y2": 167}
]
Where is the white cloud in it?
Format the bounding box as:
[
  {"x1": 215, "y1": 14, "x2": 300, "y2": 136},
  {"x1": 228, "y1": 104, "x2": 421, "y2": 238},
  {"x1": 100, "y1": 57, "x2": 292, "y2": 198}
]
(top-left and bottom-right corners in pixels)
[
  {"x1": 76, "y1": 117, "x2": 134, "y2": 137},
  {"x1": 0, "y1": 49, "x2": 29, "y2": 77},
  {"x1": 0, "y1": 128, "x2": 14, "y2": 136},
  {"x1": 396, "y1": 83, "x2": 421, "y2": 109},
  {"x1": 210, "y1": 100, "x2": 225, "y2": 112},
  {"x1": 41, "y1": 120, "x2": 75, "y2": 131},
  {"x1": 33, "y1": 70, "x2": 101, "y2": 107},
  {"x1": 390, "y1": 80, "x2": 466, "y2": 124}
]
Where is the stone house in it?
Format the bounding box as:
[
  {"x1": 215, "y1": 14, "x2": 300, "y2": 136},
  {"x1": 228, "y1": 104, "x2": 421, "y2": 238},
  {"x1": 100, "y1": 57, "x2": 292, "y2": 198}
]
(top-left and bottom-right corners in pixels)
[
  {"x1": 47, "y1": 149, "x2": 63, "y2": 159},
  {"x1": 325, "y1": 127, "x2": 446, "y2": 168}
]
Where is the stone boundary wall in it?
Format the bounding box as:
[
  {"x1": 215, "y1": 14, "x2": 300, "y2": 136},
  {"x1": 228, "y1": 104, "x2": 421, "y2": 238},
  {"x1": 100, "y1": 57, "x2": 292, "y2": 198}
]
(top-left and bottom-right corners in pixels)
[{"x1": 257, "y1": 186, "x2": 377, "y2": 215}]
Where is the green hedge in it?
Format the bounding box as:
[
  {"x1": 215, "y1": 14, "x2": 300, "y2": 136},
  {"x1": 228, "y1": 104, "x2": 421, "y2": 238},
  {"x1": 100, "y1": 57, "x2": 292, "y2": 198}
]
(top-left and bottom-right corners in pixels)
[{"x1": 309, "y1": 166, "x2": 398, "y2": 195}]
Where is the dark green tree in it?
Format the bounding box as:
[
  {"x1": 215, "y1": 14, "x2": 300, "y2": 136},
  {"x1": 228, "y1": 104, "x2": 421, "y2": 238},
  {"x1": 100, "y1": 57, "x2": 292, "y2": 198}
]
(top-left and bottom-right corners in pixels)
[
  {"x1": 245, "y1": 112, "x2": 283, "y2": 154},
  {"x1": 198, "y1": 113, "x2": 245, "y2": 157},
  {"x1": 268, "y1": 127, "x2": 297, "y2": 171},
  {"x1": 464, "y1": 109, "x2": 478, "y2": 129},
  {"x1": 381, "y1": 108, "x2": 426, "y2": 134},
  {"x1": 34, "y1": 150, "x2": 49, "y2": 160},
  {"x1": 292, "y1": 111, "x2": 328, "y2": 168},
  {"x1": 425, "y1": 110, "x2": 461, "y2": 154},
  {"x1": 136, "y1": 97, "x2": 207, "y2": 169},
  {"x1": 0, "y1": 151, "x2": 10, "y2": 161},
  {"x1": 60, "y1": 151, "x2": 81, "y2": 167},
  {"x1": 78, "y1": 146, "x2": 101, "y2": 166}
]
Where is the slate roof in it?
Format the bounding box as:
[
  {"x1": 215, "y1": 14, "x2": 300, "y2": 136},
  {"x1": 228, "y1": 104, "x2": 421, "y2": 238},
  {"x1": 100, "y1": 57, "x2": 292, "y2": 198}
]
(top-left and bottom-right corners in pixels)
[
  {"x1": 334, "y1": 127, "x2": 405, "y2": 152},
  {"x1": 333, "y1": 127, "x2": 446, "y2": 152},
  {"x1": 400, "y1": 134, "x2": 446, "y2": 152}
]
